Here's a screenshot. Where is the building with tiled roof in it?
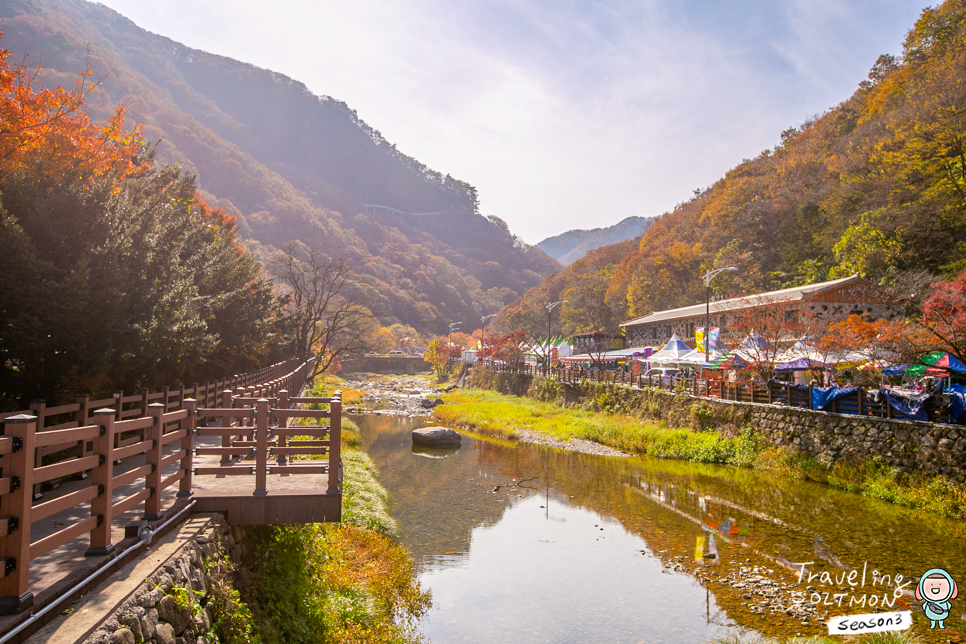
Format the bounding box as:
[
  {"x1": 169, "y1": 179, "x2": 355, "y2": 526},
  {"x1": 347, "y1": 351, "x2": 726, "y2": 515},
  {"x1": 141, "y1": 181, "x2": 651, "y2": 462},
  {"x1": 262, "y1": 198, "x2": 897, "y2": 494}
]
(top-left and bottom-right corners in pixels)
[{"x1": 619, "y1": 274, "x2": 904, "y2": 348}]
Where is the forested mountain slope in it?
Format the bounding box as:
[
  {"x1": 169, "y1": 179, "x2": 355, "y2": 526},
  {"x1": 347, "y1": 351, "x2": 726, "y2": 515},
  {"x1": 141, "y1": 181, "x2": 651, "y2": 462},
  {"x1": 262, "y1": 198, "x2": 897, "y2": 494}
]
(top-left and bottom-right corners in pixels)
[
  {"x1": 0, "y1": 0, "x2": 559, "y2": 334},
  {"x1": 499, "y1": 0, "x2": 966, "y2": 336},
  {"x1": 537, "y1": 216, "x2": 655, "y2": 265}
]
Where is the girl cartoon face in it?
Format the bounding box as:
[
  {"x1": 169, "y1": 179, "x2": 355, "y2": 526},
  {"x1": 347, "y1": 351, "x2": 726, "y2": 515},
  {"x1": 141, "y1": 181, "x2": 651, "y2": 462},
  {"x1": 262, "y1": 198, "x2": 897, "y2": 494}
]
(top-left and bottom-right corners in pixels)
[{"x1": 923, "y1": 575, "x2": 953, "y2": 601}]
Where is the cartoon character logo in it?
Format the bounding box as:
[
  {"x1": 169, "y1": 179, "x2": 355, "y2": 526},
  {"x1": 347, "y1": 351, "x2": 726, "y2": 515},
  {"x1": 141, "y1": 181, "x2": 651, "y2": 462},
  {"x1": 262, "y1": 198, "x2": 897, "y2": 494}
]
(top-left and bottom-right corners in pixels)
[{"x1": 915, "y1": 568, "x2": 958, "y2": 629}]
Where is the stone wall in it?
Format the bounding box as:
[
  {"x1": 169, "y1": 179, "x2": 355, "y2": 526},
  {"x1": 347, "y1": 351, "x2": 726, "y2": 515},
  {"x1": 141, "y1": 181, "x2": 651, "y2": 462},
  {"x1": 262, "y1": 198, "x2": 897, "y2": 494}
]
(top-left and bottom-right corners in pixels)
[
  {"x1": 467, "y1": 369, "x2": 966, "y2": 483},
  {"x1": 84, "y1": 514, "x2": 244, "y2": 644}
]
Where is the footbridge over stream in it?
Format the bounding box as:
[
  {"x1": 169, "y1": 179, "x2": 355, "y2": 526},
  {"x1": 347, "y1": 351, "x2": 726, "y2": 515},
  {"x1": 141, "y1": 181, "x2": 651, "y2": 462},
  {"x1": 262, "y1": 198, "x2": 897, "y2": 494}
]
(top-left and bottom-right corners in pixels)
[{"x1": 0, "y1": 358, "x2": 341, "y2": 641}]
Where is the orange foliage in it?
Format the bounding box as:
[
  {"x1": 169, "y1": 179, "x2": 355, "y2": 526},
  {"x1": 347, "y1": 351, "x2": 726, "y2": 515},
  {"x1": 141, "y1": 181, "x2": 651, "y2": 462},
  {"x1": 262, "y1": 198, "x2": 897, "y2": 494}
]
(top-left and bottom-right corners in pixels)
[{"x1": 0, "y1": 31, "x2": 144, "y2": 187}]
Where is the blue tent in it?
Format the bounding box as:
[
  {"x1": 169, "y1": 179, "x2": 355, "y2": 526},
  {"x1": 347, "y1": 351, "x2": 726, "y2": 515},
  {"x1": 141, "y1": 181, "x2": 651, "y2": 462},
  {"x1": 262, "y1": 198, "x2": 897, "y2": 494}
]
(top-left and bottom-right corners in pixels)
[{"x1": 882, "y1": 363, "x2": 910, "y2": 377}]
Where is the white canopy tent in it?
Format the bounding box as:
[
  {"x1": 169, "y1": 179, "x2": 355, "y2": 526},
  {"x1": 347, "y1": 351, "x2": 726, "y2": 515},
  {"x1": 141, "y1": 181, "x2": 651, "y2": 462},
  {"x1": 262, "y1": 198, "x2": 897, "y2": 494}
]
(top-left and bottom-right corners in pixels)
[{"x1": 647, "y1": 334, "x2": 693, "y2": 364}]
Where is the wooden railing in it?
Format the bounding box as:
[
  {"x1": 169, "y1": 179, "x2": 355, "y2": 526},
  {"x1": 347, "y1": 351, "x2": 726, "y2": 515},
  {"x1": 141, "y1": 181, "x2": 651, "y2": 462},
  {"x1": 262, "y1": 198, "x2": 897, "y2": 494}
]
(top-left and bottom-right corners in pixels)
[
  {"x1": 0, "y1": 358, "x2": 324, "y2": 614},
  {"x1": 194, "y1": 392, "x2": 341, "y2": 495},
  {"x1": 480, "y1": 361, "x2": 956, "y2": 424}
]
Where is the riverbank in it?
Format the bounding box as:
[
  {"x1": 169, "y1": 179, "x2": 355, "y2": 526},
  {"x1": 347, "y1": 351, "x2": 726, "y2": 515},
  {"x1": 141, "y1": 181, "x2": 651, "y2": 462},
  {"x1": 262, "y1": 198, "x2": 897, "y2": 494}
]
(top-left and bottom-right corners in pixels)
[
  {"x1": 232, "y1": 377, "x2": 430, "y2": 644},
  {"x1": 436, "y1": 374, "x2": 966, "y2": 520}
]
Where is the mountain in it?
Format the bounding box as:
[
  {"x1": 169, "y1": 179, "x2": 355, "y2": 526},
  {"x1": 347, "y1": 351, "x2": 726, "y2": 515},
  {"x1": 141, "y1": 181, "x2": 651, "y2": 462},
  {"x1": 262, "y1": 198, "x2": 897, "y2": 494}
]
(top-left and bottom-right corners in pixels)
[
  {"x1": 537, "y1": 216, "x2": 655, "y2": 265},
  {"x1": 499, "y1": 0, "x2": 966, "y2": 337},
  {"x1": 0, "y1": 0, "x2": 560, "y2": 335}
]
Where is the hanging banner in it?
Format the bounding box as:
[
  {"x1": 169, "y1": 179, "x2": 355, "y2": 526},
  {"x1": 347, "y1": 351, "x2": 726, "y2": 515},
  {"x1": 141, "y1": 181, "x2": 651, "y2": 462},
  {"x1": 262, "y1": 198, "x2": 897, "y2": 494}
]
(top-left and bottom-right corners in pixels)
[
  {"x1": 709, "y1": 327, "x2": 720, "y2": 349},
  {"x1": 695, "y1": 327, "x2": 706, "y2": 352}
]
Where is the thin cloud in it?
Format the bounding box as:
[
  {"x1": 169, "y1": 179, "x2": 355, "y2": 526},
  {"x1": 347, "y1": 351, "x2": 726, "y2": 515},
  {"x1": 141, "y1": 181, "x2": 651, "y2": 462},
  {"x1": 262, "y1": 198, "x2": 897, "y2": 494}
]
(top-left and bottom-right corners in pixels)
[{"x1": 95, "y1": 0, "x2": 928, "y2": 242}]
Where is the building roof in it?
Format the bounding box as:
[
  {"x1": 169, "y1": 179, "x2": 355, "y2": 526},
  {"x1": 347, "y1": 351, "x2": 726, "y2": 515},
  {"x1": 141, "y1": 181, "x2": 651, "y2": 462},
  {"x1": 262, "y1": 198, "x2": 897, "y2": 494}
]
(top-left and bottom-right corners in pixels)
[{"x1": 620, "y1": 274, "x2": 878, "y2": 328}]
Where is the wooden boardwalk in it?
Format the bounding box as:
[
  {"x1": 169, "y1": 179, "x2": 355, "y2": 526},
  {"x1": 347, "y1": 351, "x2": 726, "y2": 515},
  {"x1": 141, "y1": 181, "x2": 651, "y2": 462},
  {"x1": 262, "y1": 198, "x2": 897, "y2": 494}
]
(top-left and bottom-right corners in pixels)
[{"x1": 0, "y1": 358, "x2": 342, "y2": 633}]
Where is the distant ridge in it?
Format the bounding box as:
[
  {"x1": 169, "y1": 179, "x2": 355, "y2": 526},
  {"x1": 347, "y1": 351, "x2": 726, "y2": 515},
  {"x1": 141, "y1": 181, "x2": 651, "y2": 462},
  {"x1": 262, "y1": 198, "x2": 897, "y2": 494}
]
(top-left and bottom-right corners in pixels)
[{"x1": 537, "y1": 216, "x2": 654, "y2": 265}]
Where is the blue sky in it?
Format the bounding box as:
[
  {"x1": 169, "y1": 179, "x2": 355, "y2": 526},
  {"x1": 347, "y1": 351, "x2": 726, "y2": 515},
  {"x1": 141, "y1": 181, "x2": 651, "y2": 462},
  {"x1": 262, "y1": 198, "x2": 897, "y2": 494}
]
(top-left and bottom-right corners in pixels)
[{"x1": 95, "y1": 0, "x2": 929, "y2": 243}]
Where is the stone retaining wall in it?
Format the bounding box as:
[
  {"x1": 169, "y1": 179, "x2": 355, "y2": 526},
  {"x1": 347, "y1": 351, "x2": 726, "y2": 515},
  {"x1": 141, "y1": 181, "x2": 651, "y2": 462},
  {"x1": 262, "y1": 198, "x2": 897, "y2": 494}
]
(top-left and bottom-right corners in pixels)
[
  {"x1": 468, "y1": 369, "x2": 966, "y2": 483},
  {"x1": 84, "y1": 514, "x2": 243, "y2": 644}
]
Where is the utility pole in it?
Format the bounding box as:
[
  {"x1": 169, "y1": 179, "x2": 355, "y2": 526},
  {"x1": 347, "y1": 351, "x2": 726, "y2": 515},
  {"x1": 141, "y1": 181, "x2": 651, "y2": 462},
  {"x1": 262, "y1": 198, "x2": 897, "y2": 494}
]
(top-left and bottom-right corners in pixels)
[{"x1": 545, "y1": 300, "x2": 568, "y2": 375}]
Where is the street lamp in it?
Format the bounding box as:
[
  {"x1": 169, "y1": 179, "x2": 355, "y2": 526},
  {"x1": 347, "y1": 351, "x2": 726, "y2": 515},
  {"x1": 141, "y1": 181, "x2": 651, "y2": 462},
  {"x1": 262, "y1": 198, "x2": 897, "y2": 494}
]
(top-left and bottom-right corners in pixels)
[
  {"x1": 480, "y1": 313, "x2": 497, "y2": 354},
  {"x1": 702, "y1": 267, "x2": 738, "y2": 363},
  {"x1": 545, "y1": 300, "x2": 569, "y2": 374}
]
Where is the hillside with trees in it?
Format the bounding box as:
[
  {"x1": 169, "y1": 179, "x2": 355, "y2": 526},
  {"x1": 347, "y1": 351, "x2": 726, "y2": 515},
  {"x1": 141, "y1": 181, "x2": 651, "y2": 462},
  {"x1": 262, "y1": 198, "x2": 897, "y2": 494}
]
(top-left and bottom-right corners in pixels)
[
  {"x1": 0, "y1": 0, "x2": 558, "y2": 337},
  {"x1": 498, "y1": 0, "x2": 966, "y2": 343}
]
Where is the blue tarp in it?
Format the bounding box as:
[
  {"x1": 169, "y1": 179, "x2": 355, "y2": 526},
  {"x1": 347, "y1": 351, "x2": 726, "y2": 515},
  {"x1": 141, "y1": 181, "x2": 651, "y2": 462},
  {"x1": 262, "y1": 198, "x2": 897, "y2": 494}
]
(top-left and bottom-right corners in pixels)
[
  {"x1": 948, "y1": 384, "x2": 966, "y2": 423},
  {"x1": 811, "y1": 386, "x2": 861, "y2": 411},
  {"x1": 879, "y1": 388, "x2": 931, "y2": 422}
]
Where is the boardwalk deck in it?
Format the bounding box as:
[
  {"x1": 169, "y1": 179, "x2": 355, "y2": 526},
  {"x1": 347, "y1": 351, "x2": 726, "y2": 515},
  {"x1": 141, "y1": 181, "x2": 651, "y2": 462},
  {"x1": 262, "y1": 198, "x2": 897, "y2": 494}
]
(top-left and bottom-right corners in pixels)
[{"x1": 189, "y1": 430, "x2": 341, "y2": 524}]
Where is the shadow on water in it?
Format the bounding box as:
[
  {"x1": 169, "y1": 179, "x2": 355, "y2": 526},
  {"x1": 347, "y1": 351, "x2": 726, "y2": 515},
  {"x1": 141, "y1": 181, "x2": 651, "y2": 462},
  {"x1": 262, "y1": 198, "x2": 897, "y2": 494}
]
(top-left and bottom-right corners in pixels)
[{"x1": 355, "y1": 414, "x2": 966, "y2": 643}]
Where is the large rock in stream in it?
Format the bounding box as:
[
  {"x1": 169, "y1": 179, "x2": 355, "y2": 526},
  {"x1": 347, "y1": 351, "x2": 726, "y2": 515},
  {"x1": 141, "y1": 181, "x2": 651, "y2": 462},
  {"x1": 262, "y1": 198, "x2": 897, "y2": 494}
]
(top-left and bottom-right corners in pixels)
[{"x1": 412, "y1": 426, "x2": 462, "y2": 447}]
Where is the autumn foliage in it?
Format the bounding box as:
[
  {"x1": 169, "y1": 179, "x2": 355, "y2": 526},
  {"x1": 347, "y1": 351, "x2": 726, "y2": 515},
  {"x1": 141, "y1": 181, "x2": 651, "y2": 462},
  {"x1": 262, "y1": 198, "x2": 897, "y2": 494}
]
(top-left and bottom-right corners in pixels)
[
  {"x1": 0, "y1": 34, "x2": 277, "y2": 408},
  {"x1": 0, "y1": 35, "x2": 144, "y2": 185}
]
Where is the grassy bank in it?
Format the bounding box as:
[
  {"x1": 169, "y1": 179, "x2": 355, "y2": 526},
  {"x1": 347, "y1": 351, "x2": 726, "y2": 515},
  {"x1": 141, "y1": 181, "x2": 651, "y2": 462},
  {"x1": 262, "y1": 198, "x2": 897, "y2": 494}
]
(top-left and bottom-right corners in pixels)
[
  {"x1": 231, "y1": 378, "x2": 429, "y2": 644},
  {"x1": 435, "y1": 387, "x2": 966, "y2": 519}
]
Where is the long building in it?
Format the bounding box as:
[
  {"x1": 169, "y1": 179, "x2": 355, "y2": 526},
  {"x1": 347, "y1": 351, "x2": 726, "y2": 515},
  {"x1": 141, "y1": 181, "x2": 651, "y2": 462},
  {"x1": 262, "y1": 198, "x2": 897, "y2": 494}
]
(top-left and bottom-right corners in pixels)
[{"x1": 619, "y1": 274, "x2": 905, "y2": 348}]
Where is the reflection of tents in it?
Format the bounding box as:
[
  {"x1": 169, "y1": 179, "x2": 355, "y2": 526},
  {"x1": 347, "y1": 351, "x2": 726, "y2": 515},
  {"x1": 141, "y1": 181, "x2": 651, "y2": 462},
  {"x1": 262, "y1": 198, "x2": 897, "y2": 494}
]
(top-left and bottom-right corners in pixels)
[{"x1": 648, "y1": 334, "x2": 693, "y2": 364}]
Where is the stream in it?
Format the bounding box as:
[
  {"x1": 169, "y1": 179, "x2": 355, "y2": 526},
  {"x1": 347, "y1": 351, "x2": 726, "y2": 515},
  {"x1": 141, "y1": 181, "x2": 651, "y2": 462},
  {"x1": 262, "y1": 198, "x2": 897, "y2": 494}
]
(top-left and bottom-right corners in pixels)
[{"x1": 351, "y1": 379, "x2": 966, "y2": 643}]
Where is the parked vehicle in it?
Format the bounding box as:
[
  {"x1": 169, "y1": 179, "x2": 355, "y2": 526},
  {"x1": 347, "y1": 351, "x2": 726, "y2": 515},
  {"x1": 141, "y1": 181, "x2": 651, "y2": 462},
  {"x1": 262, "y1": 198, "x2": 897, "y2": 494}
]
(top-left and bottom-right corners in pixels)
[{"x1": 644, "y1": 367, "x2": 680, "y2": 378}]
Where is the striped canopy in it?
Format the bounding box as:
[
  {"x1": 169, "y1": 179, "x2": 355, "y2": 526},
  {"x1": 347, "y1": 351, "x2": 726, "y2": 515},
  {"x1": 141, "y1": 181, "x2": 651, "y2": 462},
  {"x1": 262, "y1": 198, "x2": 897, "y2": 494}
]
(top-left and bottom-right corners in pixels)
[{"x1": 905, "y1": 352, "x2": 966, "y2": 377}]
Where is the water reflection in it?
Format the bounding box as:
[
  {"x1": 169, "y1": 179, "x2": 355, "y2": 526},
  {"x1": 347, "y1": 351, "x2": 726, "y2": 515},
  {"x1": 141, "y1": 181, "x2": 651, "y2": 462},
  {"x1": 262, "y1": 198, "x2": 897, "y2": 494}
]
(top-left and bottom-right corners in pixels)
[{"x1": 355, "y1": 414, "x2": 966, "y2": 641}]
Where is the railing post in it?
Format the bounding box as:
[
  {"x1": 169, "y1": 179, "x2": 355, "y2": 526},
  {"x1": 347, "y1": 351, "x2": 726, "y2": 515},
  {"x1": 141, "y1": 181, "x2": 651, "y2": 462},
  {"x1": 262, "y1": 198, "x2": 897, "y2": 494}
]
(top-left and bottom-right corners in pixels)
[
  {"x1": 328, "y1": 392, "x2": 342, "y2": 494},
  {"x1": 857, "y1": 388, "x2": 864, "y2": 416},
  {"x1": 221, "y1": 390, "x2": 233, "y2": 463},
  {"x1": 29, "y1": 400, "x2": 45, "y2": 502},
  {"x1": 87, "y1": 408, "x2": 116, "y2": 557},
  {"x1": 75, "y1": 394, "x2": 91, "y2": 464},
  {"x1": 254, "y1": 399, "x2": 269, "y2": 496},
  {"x1": 161, "y1": 386, "x2": 170, "y2": 412},
  {"x1": 140, "y1": 388, "x2": 149, "y2": 417},
  {"x1": 179, "y1": 399, "x2": 196, "y2": 497},
  {"x1": 276, "y1": 390, "x2": 289, "y2": 465},
  {"x1": 111, "y1": 390, "x2": 123, "y2": 422},
  {"x1": 0, "y1": 415, "x2": 37, "y2": 614},
  {"x1": 145, "y1": 404, "x2": 164, "y2": 520}
]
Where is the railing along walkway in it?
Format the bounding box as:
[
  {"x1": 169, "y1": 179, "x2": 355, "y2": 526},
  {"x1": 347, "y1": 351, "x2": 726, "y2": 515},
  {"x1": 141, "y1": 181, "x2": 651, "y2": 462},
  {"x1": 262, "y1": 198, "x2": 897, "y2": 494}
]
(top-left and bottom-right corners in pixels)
[{"x1": 0, "y1": 358, "x2": 336, "y2": 617}]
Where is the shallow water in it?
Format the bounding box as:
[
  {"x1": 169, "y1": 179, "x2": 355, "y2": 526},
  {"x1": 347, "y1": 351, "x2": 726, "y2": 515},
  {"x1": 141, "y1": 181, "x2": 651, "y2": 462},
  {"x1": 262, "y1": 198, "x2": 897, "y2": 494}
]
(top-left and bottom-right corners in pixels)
[{"x1": 356, "y1": 414, "x2": 966, "y2": 643}]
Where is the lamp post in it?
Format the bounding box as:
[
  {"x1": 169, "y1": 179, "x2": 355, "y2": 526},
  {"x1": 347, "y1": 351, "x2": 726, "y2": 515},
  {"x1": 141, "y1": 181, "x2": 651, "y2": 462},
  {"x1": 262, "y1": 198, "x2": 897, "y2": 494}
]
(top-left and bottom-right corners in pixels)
[
  {"x1": 702, "y1": 267, "x2": 738, "y2": 363},
  {"x1": 480, "y1": 314, "x2": 497, "y2": 356},
  {"x1": 545, "y1": 300, "x2": 568, "y2": 375}
]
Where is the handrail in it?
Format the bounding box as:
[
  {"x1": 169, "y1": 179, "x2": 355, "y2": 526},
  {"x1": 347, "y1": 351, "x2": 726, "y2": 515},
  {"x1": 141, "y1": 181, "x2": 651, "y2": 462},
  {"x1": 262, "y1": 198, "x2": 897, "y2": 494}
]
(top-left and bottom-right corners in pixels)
[{"x1": 0, "y1": 357, "x2": 319, "y2": 615}]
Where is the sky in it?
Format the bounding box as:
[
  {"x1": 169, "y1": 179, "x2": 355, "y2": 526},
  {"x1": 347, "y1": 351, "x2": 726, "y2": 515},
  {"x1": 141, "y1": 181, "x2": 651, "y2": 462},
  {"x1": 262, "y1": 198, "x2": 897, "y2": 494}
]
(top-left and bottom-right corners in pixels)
[{"x1": 96, "y1": 0, "x2": 930, "y2": 244}]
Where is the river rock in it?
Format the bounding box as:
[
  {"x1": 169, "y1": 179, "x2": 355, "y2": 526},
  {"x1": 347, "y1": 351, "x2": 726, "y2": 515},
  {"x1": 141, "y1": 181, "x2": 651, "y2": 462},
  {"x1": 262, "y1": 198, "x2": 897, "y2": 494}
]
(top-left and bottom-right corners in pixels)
[{"x1": 412, "y1": 427, "x2": 461, "y2": 447}]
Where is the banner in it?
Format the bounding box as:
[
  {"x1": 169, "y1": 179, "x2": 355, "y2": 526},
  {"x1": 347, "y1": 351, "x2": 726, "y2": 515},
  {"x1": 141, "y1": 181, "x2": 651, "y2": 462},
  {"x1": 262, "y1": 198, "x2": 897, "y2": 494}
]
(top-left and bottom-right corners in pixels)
[
  {"x1": 709, "y1": 327, "x2": 720, "y2": 349},
  {"x1": 695, "y1": 327, "x2": 706, "y2": 352}
]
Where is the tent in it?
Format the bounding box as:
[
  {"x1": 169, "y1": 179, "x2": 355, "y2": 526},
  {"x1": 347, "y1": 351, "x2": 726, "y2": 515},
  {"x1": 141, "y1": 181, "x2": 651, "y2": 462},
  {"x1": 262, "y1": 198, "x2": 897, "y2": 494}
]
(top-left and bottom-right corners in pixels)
[
  {"x1": 647, "y1": 334, "x2": 693, "y2": 364},
  {"x1": 773, "y1": 357, "x2": 831, "y2": 372},
  {"x1": 679, "y1": 345, "x2": 729, "y2": 366},
  {"x1": 905, "y1": 352, "x2": 966, "y2": 377},
  {"x1": 704, "y1": 352, "x2": 748, "y2": 370}
]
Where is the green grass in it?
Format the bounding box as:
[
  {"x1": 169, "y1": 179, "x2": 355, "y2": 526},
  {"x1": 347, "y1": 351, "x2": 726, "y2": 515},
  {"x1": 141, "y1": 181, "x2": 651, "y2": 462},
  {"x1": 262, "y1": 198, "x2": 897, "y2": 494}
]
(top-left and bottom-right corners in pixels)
[{"x1": 433, "y1": 389, "x2": 759, "y2": 465}]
